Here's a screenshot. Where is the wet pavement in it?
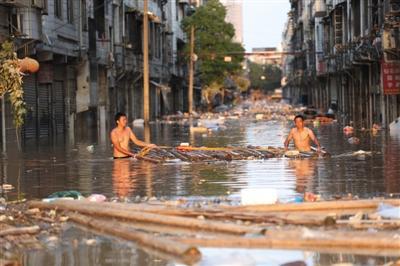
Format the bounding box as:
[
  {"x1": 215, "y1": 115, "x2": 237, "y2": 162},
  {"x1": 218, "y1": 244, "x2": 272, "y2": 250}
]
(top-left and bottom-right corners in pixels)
[{"x1": 1, "y1": 118, "x2": 400, "y2": 265}]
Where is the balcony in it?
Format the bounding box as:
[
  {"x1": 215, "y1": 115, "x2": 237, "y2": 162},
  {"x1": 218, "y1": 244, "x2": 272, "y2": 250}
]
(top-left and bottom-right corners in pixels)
[{"x1": 0, "y1": 0, "x2": 28, "y2": 7}]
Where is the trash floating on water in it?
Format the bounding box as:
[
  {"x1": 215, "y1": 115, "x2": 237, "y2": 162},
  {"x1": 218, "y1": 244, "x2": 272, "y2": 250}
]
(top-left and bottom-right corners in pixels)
[
  {"x1": 179, "y1": 142, "x2": 190, "y2": 147},
  {"x1": 133, "y1": 119, "x2": 144, "y2": 127},
  {"x1": 190, "y1": 126, "x2": 208, "y2": 134},
  {"x1": 389, "y1": 117, "x2": 400, "y2": 136},
  {"x1": 376, "y1": 203, "x2": 400, "y2": 219},
  {"x1": 304, "y1": 192, "x2": 320, "y2": 202},
  {"x1": 46, "y1": 190, "x2": 84, "y2": 200},
  {"x1": 343, "y1": 126, "x2": 354, "y2": 135},
  {"x1": 86, "y1": 145, "x2": 94, "y2": 153},
  {"x1": 284, "y1": 150, "x2": 300, "y2": 157},
  {"x1": 240, "y1": 188, "x2": 278, "y2": 205},
  {"x1": 255, "y1": 113, "x2": 264, "y2": 120},
  {"x1": 87, "y1": 194, "x2": 107, "y2": 203},
  {"x1": 352, "y1": 150, "x2": 372, "y2": 156},
  {"x1": 347, "y1": 137, "x2": 360, "y2": 145},
  {"x1": 1, "y1": 184, "x2": 14, "y2": 191}
]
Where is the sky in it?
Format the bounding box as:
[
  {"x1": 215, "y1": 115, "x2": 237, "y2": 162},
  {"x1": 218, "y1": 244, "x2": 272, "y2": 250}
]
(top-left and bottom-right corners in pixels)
[{"x1": 243, "y1": 0, "x2": 290, "y2": 51}]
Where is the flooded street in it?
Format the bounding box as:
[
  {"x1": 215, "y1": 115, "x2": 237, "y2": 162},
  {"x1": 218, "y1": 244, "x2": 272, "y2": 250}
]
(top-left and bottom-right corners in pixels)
[
  {"x1": 1, "y1": 118, "x2": 400, "y2": 265},
  {"x1": 2, "y1": 119, "x2": 400, "y2": 202}
]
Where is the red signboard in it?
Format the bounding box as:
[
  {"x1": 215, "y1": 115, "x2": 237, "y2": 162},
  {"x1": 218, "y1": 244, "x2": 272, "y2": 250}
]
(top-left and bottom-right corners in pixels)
[{"x1": 382, "y1": 61, "x2": 400, "y2": 95}]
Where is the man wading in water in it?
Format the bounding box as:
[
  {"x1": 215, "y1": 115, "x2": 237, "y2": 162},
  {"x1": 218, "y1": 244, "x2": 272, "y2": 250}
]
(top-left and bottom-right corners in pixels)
[
  {"x1": 284, "y1": 115, "x2": 321, "y2": 153},
  {"x1": 111, "y1": 112, "x2": 156, "y2": 159}
]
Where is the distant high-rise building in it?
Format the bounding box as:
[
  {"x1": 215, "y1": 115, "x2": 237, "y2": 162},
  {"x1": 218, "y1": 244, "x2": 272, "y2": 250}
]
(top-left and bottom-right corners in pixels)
[{"x1": 220, "y1": 0, "x2": 243, "y2": 44}]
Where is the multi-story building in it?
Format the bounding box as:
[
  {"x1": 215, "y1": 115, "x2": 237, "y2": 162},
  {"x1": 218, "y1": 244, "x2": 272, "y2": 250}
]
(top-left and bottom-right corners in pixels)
[
  {"x1": 220, "y1": 0, "x2": 243, "y2": 44},
  {"x1": 0, "y1": 0, "x2": 191, "y2": 147},
  {"x1": 282, "y1": 0, "x2": 400, "y2": 128}
]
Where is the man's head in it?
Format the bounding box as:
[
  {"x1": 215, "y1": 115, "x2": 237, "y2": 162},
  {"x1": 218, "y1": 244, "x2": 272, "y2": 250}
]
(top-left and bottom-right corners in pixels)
[
  {"x1": 115, "y1": 112, "x2": 127, "y2": 127},
  {"x1": 294, "y1": 115, "x2": 305, "y2": 129}
]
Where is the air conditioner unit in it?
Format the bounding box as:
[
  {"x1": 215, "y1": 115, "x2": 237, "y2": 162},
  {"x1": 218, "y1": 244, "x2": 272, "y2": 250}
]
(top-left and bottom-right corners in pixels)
[
  {"x1": 32, "y1": 0, "x2": 44, "y2": 9},
  {"x1": 11, "y1": 10, "x2": 41, "y2": 40},
  {"x1": 314, "y1": 0, "x2": 326, "y2": 17}
]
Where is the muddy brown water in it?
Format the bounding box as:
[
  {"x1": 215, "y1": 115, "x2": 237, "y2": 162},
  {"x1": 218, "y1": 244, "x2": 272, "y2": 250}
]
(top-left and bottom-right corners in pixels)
[{"x1": 1, "y1": 119, "x2": 400, "y2": 265}]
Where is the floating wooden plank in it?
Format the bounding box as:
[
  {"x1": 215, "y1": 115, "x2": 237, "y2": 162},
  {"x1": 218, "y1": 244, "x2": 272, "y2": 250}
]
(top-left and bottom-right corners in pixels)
[
  {"x1": 29, "y1": 200, "x2": 257, "y2": 235},
  {"x1": 171, "y1": 229, "x2": 400, "y2": 256},
  {"x1": 221, "y1": 199, "x2": 400, "y2": 213},
  {"x1": 68, "y1": 213, "x2": 201, "y2": 265},
  {"x1": 0, "y1": 225, "x2": 40, "y2": 237}
]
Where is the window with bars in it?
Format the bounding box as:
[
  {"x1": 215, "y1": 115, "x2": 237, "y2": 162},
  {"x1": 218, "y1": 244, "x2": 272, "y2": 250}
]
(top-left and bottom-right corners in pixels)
[
  {"x1": 67, "y1": 0, "x2": 73, "y2": 24},
  {"x1": 54, "y1": 0, "x2": 62, "y2": 19}
]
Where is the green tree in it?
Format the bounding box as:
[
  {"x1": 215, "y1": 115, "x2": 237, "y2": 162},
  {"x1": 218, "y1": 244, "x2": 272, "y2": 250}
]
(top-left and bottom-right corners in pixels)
[
  {"x1": 248, "y1": 62, "x2": 282, "y2": 92},
  {"x1": 181, "y1": 0, "x2": 244, "y2": 85}
]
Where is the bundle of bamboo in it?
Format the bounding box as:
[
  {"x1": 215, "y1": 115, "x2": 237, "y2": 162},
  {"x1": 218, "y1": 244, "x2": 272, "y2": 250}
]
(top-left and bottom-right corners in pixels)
[{"x1": 132, "y1": 145, "x2": 326, "y2": 164}]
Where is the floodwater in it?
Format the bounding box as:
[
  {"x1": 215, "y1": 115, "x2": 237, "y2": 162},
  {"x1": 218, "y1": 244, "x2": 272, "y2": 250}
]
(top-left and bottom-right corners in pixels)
[{"x1": 1, "y1": 118, "x2": 400, "y2": 265}]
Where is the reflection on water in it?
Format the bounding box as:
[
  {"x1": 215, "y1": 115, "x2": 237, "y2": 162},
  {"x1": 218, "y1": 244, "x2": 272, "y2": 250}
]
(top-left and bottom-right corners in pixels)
[
  {"x1": 1, "y1": 120, "x2": 400, "y2": 265},
  {"x1": 112, "y1": 159, "x2": 135, "y2": 198},
  {"x1": 288, "y1": 159, "x2": 316, "y2": 193},
  {"x1": 20, "y1": 226, "x2": 399, "y2": 266},
  {"x1": 1, "y1": 120, "x2": 400, "y2": 200}
]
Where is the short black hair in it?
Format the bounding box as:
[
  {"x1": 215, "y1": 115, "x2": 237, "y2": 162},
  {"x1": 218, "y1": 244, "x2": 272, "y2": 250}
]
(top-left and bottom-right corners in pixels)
[
  {"x1": 294, "y1": 115, "x2": 304, "y2": 121},
  {"x1": 115, "y1": 112, "x2": 127, "y2": 123}
]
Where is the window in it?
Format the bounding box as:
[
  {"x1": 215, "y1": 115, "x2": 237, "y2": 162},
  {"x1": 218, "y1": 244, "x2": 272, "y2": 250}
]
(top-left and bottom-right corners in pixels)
[
  {"x1": 352, "y1": 0, "x2": 361, "y2": 37},
  {"x1": 67, "y1": 0, "x2": 73, "y2": 23},
  {"x1": 94, "y1": 0, "x2": 105, "y2": 38},
  {"x1": 81, "y1": 0, "x2": 87, "y2": 31},
  {"x1": 126, "y1": 13, "x2": 142, "y2": 54},
  {"x1": 54, "y1": 0, "x2": 62, "y2": 19}
]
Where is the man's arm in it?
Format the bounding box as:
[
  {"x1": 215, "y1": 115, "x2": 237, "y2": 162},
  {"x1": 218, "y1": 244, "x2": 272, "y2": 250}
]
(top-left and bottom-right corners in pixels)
[
  {"x1": 308, "y1": 128, "x2": 321, "y2": 151},
  {"x1": 128, "y1": 128, "x2": 156, "y2": 148},
  {"x1": 111, "y1": 132, "x2": 135, "y2": 157},
  {"x1": 284, "y1": 129, "x2": 293, "y2": 151}
]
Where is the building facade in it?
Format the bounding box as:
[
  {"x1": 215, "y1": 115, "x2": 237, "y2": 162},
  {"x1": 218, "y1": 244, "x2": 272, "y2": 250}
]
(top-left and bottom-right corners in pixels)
[
  {"x1": 220, "y1": 0, "x2": 243, "y2": 44},
  {"x1": 0, "y1": 0, "x2": 192, "y2": 147},
  {"x1": 282, "y1": 0, "x2": 400, "y2": 128}
]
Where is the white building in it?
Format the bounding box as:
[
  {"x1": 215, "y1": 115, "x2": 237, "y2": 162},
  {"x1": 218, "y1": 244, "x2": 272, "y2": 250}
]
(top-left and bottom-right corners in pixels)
[{"x1": 220, "y1": 0, "x2": 243, "y2": 44}]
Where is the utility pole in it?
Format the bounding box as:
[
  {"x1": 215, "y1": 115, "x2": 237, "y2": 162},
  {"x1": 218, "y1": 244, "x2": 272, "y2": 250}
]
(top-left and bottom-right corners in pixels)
[
  {"x1": 188, "y1": 26, "x2": 195, "y2": 114},
  {"x1": 143, "y1": 0, "x2": 150, "y2": 123}
]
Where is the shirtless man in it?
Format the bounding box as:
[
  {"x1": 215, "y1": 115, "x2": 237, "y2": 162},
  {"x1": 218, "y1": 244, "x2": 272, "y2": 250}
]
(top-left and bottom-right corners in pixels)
[
  {"x1": 284, "y1": 115, "x2": 321, "y2": 152},
  {"x1": 111, "y1": 112, "x2": 156, "y2": 159}
]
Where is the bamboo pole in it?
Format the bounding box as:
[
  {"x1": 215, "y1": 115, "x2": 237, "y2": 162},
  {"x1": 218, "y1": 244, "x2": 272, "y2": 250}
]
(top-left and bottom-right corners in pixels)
[
  {"x1": 171, "y1": 229, "x2": 400, "y2": 254},
  {"x1": 143, "y1": 0, "x2": 150, "y2": 123},
  {"x1": 29, "y1": 200, "x2": 257, "y2": 235},
  {"x1": 222, "y1": 199, "x2": 400, "y2": 213},
  {"x1": 68, "y1": 213, "x2": 201, "y2": 264},
  {"x1": 0, "y1": 225, "x2": 40, "y2": 237}
]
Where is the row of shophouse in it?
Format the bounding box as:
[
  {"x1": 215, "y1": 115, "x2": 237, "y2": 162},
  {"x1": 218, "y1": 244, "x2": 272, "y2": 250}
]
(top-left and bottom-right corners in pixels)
[
  {"x1": 0, "y1": 0, "x2": 200, "y2": 145},
  {"x1": 282, "y1": 0, "x2": 400, "y2": 128}
]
